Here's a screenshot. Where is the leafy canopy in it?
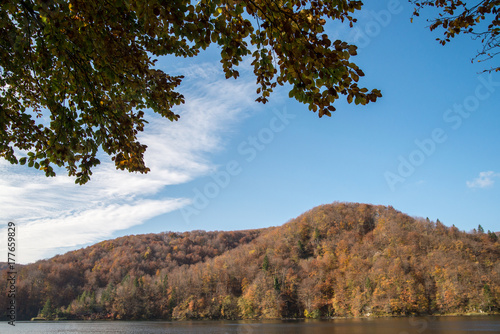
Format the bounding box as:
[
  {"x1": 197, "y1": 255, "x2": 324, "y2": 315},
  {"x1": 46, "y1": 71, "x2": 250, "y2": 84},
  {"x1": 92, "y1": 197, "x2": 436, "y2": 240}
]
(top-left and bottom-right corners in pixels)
[
  {"x1": 411, "y1": 0, "x2": 500, "y2": 72},
  {"x1": 0, "y1": 0, "x2": 381, "y2": 184}
]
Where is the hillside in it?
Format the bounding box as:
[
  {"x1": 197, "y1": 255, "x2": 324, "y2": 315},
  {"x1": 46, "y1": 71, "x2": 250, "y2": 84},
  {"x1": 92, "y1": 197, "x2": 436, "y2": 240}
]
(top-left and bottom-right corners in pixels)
[
  {"x1": 1, "y1": 203, "x2": 499, "y2": 320},
  {"x1": 0, "y1": 262, "x2": 10, "y2": 271}
]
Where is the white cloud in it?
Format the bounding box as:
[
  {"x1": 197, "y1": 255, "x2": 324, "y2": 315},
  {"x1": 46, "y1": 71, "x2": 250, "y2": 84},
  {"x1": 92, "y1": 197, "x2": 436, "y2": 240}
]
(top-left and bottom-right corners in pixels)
[
  {"x1": 10, "y1": 199, "x2": 189, "y2": 262},
  {"x1": 0, "y1": 62, "x2": 259, "y2": 264},
  {"x1": 466, "y1": 171, "x2": 500, "y2": 189}
]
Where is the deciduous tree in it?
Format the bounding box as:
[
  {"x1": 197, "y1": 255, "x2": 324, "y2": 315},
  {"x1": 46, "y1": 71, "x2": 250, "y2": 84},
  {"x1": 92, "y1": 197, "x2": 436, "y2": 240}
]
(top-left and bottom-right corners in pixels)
[
  {"x1": 0, "y1": 0, "x2": 381, "y2": 183},
  {"x1": 411, "y1": 0, "x2": 500, "y2": 72}
]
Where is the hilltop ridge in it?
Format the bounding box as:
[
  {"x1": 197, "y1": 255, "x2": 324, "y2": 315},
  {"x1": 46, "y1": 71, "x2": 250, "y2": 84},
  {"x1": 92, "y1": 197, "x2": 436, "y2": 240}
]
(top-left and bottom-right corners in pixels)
[{"x1": 1, "y1": 202, "x2": 498, "y2": 320}]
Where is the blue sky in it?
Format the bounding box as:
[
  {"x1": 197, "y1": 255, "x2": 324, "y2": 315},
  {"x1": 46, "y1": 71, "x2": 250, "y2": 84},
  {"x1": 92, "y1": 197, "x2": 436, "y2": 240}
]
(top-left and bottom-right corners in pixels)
[{"x1": 1, "y1": 1, "x2": 499, "y2": 264}]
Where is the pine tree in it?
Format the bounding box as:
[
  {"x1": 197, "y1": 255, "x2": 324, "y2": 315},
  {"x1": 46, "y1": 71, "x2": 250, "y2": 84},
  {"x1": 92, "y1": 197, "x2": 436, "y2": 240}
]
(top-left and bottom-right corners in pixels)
[
  {"x1": 40, "y1": 299, "x2": 54, "y2": 319},
  {"x1": 262, "y1": 254, "x2": 269, "y2": 272}
]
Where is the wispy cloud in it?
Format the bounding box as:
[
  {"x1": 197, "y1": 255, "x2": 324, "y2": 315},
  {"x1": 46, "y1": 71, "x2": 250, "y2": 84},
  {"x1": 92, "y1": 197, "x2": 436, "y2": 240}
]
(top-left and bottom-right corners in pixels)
[
  {"x1": 0, "y1": 62, "x2": 259, "y2": 264},
  {"x1": 14, "y1": 198, "x2": 189, "y2": 261},
  {"x1": 466, "y1": 171, "x2": 500, "y2": 189}
]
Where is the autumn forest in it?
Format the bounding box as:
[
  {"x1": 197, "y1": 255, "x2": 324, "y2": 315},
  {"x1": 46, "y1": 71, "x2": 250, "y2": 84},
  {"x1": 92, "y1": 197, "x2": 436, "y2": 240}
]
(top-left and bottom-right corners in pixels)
[{"x1": 1, "y1": 203, "x2": 499, "y2": 321}]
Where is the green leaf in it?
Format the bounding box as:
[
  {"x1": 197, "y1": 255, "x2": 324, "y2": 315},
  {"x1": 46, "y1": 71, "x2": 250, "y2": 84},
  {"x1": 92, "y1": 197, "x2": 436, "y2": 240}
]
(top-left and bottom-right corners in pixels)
[{"x1": 211, "y1": 32, "x2": 218, "y2": 43}]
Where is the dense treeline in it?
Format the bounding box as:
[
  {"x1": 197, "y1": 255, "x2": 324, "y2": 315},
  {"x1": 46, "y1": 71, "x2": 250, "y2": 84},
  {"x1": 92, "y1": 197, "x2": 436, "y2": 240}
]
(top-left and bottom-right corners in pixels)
[
  {"x1": 1, "y1": 203, "x2": 499, "y2": 320},
  {"x1": 1, "y1": 229, "x2": 261, "y2": 319}
]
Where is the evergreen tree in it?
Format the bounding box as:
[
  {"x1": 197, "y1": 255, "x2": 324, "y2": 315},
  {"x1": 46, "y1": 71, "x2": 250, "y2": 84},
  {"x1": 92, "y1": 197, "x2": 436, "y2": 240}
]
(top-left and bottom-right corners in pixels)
[
  {"x1": 262, "y1": 254, "x2": 269, "y2": 272},
  {"x1": 488, "y1": 231, "x2": 498, "y2": 242},
  {"x1": 40, "y1": 299, "x2": 54, "y2": 319}
]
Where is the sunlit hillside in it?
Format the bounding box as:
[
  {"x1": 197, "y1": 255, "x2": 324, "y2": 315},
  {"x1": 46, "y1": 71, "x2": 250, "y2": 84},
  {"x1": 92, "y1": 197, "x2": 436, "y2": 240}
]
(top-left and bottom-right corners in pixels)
[{"x1": 1, "y1": 203, "x2": 499, "y2": 320}]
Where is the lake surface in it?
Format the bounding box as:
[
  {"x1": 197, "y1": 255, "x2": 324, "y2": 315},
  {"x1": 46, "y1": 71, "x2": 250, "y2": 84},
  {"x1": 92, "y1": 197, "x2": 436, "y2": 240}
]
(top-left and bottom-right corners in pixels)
[{"x1": 3, "y1": 316, "x2": 500, "y2": 333}]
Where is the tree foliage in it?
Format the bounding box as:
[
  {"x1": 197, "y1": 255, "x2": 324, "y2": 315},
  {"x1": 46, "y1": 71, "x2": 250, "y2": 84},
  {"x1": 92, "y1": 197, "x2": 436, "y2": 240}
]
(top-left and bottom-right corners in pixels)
[
  {"x1": 411, "y1": 0, "x2": 500, "y2": 72},
  {"x1": 2, "y1": 203, "x2": 499, "y2": 320},
  {"x1": 0, "y1": 0, "x2": 381, "y2": 184},
  {"x1": 39, "y1": 298, "x2": 54, "y2": 319}
]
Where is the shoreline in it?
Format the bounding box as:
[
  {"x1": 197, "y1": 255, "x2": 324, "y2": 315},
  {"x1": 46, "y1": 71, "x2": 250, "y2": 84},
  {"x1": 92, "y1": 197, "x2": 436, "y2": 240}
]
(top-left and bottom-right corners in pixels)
[{"x1": 23, "y1": 311, "x2": 499, "y2": 322}]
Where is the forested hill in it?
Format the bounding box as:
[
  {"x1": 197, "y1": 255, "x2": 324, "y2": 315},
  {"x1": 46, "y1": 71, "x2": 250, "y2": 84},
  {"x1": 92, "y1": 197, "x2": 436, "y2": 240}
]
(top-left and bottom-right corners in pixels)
[{"x1": 1, "y1": 203, "x2": 499, "y2": 320}]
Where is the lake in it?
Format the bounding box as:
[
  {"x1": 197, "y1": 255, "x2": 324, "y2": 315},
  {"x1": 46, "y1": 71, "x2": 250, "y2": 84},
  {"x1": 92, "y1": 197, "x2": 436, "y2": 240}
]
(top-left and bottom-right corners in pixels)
[{"x1": 3, "y1": 316, "x2": 500, "y2": 333}]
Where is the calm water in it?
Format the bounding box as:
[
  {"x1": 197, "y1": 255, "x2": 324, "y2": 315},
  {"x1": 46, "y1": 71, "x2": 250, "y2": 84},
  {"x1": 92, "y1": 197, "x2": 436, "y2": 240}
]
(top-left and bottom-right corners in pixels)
[{"x1": 3, "y1": 316, "x2": 500, "y2": 333}]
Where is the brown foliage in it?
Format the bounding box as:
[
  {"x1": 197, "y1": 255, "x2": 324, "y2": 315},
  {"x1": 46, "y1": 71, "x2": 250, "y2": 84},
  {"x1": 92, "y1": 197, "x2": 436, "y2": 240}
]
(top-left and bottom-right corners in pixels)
[{"x1": 2, "y1": 203, "x2": 499, "y2": 320}]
